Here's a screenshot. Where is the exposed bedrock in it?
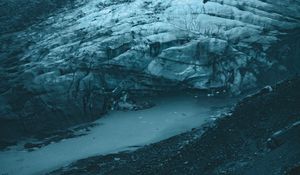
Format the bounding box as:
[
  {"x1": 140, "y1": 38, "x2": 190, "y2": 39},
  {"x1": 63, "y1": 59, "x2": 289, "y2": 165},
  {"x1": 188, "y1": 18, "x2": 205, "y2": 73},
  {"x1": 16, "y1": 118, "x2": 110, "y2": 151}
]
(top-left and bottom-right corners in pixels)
[{"x1": 0, "y1": 0, "x2": 300, "y2": 141}]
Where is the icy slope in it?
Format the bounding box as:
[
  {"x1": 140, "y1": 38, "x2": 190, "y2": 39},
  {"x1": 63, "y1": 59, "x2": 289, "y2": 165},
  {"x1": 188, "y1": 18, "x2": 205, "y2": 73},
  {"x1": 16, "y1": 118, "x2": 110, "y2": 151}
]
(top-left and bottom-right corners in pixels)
[{"x1": 0, "y1": 0, "x2": 299, "y2": 139}]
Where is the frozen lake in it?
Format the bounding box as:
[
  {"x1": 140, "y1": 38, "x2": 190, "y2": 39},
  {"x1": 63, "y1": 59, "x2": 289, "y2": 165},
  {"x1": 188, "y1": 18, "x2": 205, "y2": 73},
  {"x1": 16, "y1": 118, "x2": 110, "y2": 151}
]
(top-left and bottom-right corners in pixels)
[{"x1": 0, "y1": 93, "x2": 235, "y2": 175}]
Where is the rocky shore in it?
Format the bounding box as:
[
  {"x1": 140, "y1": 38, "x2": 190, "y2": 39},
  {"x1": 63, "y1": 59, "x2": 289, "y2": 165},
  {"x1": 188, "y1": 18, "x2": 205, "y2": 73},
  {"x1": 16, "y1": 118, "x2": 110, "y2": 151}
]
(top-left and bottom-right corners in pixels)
[{"x1": 49, "y1": 76, "x2": 300, "y2": 175}]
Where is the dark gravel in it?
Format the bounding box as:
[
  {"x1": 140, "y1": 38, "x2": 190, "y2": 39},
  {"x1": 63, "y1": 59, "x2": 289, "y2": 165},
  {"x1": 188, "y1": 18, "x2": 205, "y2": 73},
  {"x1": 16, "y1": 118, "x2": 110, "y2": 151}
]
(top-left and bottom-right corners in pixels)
[{"x1": 49, "y1": 76, "x2": 300, "y2": 175}]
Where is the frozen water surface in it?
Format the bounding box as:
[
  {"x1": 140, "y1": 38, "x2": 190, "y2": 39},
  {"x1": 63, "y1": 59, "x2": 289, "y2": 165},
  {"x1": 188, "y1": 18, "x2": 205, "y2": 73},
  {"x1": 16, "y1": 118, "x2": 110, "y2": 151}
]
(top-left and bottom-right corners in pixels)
[{"x1": 0, "y1": 93, "x2": 235, "y2": 175}]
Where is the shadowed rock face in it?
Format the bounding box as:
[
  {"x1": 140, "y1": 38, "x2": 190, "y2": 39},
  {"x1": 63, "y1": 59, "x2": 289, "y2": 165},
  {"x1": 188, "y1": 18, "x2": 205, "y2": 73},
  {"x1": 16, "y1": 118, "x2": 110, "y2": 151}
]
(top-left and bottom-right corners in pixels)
[
  {"x1": 0, "y1": 0, "x2": 81, "y2": 35},
  {"x1": 0, "y1": 0, "x2": 300, "y2": 140}
]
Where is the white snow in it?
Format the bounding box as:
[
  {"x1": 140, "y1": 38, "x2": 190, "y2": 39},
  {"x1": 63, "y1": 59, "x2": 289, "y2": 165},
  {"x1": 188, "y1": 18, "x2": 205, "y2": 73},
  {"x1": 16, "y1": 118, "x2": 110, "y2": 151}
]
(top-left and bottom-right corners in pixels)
[{"x1": 0, "y1": 93, "x2": 235, "y2": 175}]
